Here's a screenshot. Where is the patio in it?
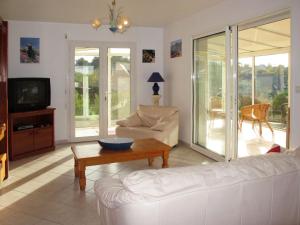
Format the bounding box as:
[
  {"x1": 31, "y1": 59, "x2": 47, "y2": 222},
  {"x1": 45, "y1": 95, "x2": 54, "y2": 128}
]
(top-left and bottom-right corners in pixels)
[{"x1": 206, "y1": 118, "x2": 286, "y2": 158}]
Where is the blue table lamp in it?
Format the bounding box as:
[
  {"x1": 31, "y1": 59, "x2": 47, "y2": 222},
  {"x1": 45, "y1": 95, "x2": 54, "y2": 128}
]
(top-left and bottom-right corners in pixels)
[{"x1": 147, "y1": 72, "x2": 165, "y2": 95}]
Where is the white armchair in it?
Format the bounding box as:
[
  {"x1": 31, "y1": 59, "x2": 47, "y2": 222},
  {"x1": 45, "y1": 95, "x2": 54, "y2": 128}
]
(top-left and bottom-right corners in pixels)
[{"x1": 115, "y1": 105, "x2": 179, "y2": 147}]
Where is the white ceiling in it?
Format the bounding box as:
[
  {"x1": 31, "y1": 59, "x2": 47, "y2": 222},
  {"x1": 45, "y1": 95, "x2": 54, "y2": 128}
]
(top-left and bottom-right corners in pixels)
[
  {"x1": 0, "y1": 0, "x2": 224, "y2": 27},
  {"x1": 239, "y1": 19, "x2": 290, "y2": 56}
]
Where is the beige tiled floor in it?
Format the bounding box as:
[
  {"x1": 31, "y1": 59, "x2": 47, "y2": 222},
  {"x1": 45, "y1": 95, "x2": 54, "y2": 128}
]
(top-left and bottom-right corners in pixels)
[
  {"x1": 0, "y1": 143, "x2": 212, "y2": 225},
  {"x1": 204, "y1": 118, "x2": 286, "y2": 157},
  {"x1": 238, "y1": 121, "x2": 286, "y2": 157}
]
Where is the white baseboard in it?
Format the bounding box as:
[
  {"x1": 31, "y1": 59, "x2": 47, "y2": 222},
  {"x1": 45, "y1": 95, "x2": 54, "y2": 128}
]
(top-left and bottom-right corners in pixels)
[{"x1": 55, "y1": 139, "x2": 69, "y2": 145}]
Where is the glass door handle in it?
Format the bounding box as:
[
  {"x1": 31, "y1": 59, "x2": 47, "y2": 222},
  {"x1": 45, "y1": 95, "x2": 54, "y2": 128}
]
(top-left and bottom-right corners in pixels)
[
  {"x1": 104, "y1": 91, "x2": 107, "y2": 102},
  {"x1": 104, "y1": 92, "x2": 111, "y2": 102}
]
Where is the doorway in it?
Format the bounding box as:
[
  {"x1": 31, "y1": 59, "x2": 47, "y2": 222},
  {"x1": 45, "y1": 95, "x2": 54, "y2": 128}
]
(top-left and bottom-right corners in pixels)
[
  {"x1": 238, "y1": 18, "x2": 291, "y2": 157},
  {"x1": 69, "y1": 42, "x2": 134, "y2": 141},
  {"x1": 192, "y1": 15, "x2": 291, "y2": 161}
]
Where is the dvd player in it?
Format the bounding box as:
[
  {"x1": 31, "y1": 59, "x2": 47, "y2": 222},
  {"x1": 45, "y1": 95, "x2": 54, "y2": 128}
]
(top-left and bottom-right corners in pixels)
[{"x1": 16, "y1": 125, "x2": 34, "y2": 130}]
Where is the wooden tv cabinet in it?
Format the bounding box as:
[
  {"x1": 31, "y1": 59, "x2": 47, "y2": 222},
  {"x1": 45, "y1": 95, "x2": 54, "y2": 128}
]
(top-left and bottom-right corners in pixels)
[{"x1": 8, "y1": 108, "x2": 55, "y2": 160}]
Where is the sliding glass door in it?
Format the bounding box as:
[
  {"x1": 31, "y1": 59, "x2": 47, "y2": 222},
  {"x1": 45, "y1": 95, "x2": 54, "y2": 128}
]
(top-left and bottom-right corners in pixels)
[
  {"x1": 192, "y1": 32, "x2": 227, "y2": 159},
  {"x1": 70, "y1": 43, "x2": 134, "y2": 141},
  {"x1": 192, "y1": 25, "x2": 238, "y2": 161},
  {"x1": 192, "y1": 16, "x2": 290, "y2": 161}
]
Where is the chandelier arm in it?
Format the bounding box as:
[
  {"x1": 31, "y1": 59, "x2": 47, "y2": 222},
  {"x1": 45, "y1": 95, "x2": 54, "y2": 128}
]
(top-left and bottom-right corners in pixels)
[{"x1": 91, "y1": 0, "x2": 129, "y2": 33}]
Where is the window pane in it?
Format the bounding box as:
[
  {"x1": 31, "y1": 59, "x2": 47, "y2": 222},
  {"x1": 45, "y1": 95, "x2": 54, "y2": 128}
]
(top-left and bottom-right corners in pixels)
[
  {"x1": 193, "y1": 32, "x2": 226, "y2": 156},
  {"x1": 74, "y1": 48, "x2": 100, "y2": 137},
  {"x1": 107, "y1": 48, "x2": 131, "y2": 135},
  {"x1": 255, "y1": 53, "x2": 288, "y2": 128},
  {"x1": 238, "y1": 57, "x2": 253, "y2": 108}
]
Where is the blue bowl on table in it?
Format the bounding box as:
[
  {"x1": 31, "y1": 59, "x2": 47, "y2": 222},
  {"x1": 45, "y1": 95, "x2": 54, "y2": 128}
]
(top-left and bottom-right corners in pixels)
[{"x1": 98, "y1": 137, "x2": 134, "y2": 150}]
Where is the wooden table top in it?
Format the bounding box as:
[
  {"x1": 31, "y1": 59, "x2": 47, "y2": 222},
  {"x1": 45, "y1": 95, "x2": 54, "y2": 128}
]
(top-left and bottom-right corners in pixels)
[{"x1": 71, "y1": 138, "x2": 171, "y2": 160}]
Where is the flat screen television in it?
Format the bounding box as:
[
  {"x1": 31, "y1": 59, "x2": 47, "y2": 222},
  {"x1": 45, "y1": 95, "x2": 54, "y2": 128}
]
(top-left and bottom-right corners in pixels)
[{"x1": 8, "y1": 78, "x2": 51, "y2": 112}]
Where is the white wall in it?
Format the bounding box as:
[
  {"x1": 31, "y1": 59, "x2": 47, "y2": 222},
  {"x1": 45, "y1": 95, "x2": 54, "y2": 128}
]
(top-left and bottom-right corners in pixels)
[
  {"x1": 164, "y1": 0, "x2": 300, "y2": 149},
  {"x1": 8, "y1": 21, "x2": 164, "y2": 142}
]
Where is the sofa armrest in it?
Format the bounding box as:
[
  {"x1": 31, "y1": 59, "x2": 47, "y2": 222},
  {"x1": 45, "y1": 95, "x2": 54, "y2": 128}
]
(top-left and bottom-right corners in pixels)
[
  {"x1": 150, "y1": 113, "x2": 179, "y2": 132},
  {"x1": 163, "y1": 113, "x2": 179, "y2": 132},
  {"x1": 166, "y1": 113, "x2": 179, "y2": 130}
]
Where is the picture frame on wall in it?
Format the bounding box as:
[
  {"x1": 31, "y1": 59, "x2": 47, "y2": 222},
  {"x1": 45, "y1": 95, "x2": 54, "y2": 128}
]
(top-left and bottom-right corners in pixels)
[
  {"x1": 142, "y1": 49, "x2": 155, "y2": 63},
  {"x1": 170, "y1": 39, "x2": 182, "y2": 58},
  {"x1": 20, "y1": 37, "x2": 40, "y2": 63}
]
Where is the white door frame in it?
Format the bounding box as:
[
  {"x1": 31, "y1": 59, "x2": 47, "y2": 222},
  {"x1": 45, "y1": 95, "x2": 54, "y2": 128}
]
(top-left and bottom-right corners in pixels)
[
  {"x1": 68, "y1": 41, "x2": 136, "y2": 142},
  {"x1": 225, "y1": 26, "x2": 232, "y2": 162},
  {"x1": 230, "y1": 25, "x2": 239, "y2": 160}
]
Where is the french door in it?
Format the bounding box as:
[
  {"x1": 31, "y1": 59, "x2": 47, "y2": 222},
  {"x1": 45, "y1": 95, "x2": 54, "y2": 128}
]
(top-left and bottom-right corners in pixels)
[
  {"x1": 69, "y1": 42, "x2": 135, "y2": 141},
  {"x1": 192, "y1": 27, "x2": 238, "y2": 161}
]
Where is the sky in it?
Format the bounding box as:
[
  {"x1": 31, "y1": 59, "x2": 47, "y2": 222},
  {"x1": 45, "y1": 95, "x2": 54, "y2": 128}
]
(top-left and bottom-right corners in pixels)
[
  {"x1": 239, "y1": 53, "x2": 289, "y2": 67},
  {"x1": 20, "y1": 37, "x2": 40, "y2": 49}
]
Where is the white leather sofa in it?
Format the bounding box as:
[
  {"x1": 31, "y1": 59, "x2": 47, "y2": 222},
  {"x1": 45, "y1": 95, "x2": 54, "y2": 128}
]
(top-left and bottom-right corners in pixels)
[
  {"x1": 115, "y1": 105, "x2": 179, "y2": 147},
  {"x1": 94, "y1": 151, "x2": 300, "y2": 225}
]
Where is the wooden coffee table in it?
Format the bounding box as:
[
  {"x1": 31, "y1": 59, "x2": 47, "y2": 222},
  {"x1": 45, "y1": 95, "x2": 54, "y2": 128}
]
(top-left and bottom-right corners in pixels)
[{"x1": 71, "y1": 138, "x2": 171, "y2": 190}]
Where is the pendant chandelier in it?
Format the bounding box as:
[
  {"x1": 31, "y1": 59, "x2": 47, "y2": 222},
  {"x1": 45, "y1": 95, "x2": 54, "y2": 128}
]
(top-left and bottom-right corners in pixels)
[{"x1": 91, "y1": 0, "x2": 130, "y2": 33}]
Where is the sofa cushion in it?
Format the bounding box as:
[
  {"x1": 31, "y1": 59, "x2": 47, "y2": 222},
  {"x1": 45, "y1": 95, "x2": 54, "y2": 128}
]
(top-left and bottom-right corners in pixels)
[
  {"x1": 94, "y1": 177, "x2": 146, "y2": 209},
  {"x1": 116, "y1": 113, "x2": 142, "y2": 127},
  {"x1": 122, "y1": 154, "x2": 300, "y2": 198},
  {"x1": 267, "y1": 144, "x2": 281, "y2": 154},
  {"x1": 138, "y1": 105, "x2": 178, "y2": 118},
  {"x1": 137, "y1": 111, "x2": 158, "y2": 127},
  {"x1": 137, "y1": 105, "x2": 178, "y2": 127}
]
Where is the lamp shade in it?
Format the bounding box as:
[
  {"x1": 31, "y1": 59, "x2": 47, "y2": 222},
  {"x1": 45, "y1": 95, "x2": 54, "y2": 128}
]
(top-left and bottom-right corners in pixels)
[{"x1": 147, "y1": 72, "x2": 165, "y2": 82}]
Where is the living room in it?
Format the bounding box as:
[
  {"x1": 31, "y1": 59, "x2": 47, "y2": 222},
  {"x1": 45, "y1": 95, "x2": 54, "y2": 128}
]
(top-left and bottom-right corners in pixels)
[{"x1": 1, "y1": 0, "x2": 300, "y2": 224}]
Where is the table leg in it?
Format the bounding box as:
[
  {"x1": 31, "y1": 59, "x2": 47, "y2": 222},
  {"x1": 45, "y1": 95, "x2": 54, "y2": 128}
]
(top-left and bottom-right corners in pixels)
[
  {"x1": 162, "y1": 151, "x2": 169, "y2": 168},
  {"x1": 78, "y1": 164, "x2": 86, "y2": 191},
  {"x1": 148, "y1": 157, "x2": 154, "y2": 166},
  {"x1": 74, "y1": 158, "x2": 79, "y2": 177},
  {"x1": 0, "y1": 153, "x2": 6, "y2": 182}
]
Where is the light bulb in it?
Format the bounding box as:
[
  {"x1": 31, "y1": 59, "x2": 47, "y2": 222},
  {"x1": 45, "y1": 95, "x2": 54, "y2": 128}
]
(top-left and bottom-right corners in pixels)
[
  {"x1": 118, "y1": 24, "x2": 123, "y2": 30},
  {"x1": 91, "y1": 18, "x2": 101, "y2": 29},
  {"x1": 121, "y1": 17, "x2": 129, "y2": 27}
]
